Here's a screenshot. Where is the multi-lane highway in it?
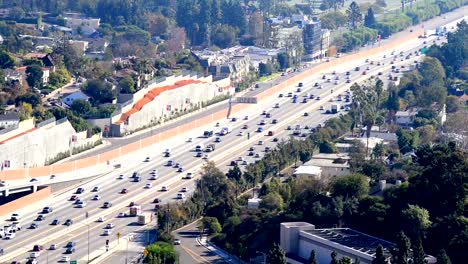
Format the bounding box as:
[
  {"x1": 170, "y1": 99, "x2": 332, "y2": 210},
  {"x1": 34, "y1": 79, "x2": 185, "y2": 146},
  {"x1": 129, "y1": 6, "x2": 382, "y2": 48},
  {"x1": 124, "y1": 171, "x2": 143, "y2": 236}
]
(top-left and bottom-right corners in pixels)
[{"x1": 0, "y1": 17, "x2": 454, "y2": 263}]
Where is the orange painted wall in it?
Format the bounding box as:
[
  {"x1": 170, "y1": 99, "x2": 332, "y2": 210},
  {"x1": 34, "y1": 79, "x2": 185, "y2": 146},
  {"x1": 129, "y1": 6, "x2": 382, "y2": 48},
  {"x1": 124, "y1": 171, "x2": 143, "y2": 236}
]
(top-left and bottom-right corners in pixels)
[{"x1": 0, "y1": 187, "x2": 51, "y2": 218}]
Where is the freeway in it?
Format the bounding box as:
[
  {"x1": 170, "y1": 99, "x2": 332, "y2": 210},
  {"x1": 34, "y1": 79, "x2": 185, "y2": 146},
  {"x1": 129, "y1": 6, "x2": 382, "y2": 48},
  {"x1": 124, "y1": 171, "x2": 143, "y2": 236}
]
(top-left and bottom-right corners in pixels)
[{"x1": 0, "y1": 12, "x2": 457, "y2": 262}]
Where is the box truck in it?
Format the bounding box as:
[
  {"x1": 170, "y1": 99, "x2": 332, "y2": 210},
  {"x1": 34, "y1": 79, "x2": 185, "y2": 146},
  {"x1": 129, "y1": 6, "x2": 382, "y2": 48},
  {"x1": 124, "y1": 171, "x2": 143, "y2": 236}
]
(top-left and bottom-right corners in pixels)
[
  {"x1": 331, "y1": 104, "x2": 340, "y2": 114},
  {"x1": 137, "y1": 213, "x2": 153, "y2": 225},
  {"x1": 129, "y1": 205, "x2": 142, "y2": 216}
]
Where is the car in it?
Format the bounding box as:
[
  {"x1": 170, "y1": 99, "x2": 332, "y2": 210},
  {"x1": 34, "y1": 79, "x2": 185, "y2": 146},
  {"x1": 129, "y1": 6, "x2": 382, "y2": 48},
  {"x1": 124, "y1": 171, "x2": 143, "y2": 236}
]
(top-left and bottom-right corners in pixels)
[
  {"x1": 133, "y1": 176, "x2": 141, "y2": 182},
  {"x1": 66, "y1": 242, "x2": 76, "y2": 248},
  {"x1": 4, "y1": 233, "x2": 15, "y2": 239},
  {"x1": 166, "y1": 160, "x2": 174, "y2": 166},
  {"x1": 184, "y1": 173, "x2": 193, "y2": 179},
  {"x1": 76, "y1": 201, "x2": 86, "y2": 208},
  {"x1": 309, "y1": 94, "x2": 315, "y2": 99},
  {"x1": 30, "y1": 252, "x2": 40, "y2": 258},
  {"x1": 319, "y1": 106, "x2": 324, "y2": 110},
  {"x1": 304, "y1": 112, "x2": 309, "y2": 117},
  {"x1": 322, "y1": 75, "x2": 326, "y2": 79},
  {"x1": 65, "y1": 247, "x2": 75, "y2": 254},
  {"x1": 231, "y1": 117, "x2": 237, "y2": 122},
  {"x1": 237, "y1": 131, "x2": 244, "y2": 136},
  {"x1": 74, "y1": 199, "x2": 82, "y2": 204},
  {"x1": 287, "y1": 92, "x2": 293, "y2": 97},
  {"x1": 36, "y1": 215, "x2": 45, "y2": 221},
  {"x1": 30, "y1": 223, "x2": 39, "y2": 229},
  {"x1": 177, "y1": 167, "x2": 184, "y2": 172},
  {"x1": 64, "y1": 219, "x2": 73, "y2": 226},
  {"x1": 153, "y1": 198, "x2": 161, "y2": 203},
  {"x1": 149, "y1": 175, "x2": 158, "y2": 180},
  {"x1": 241, "y1": 160, "x2": 248, "y2": 165},
  {"x1": 181, "y1": 187, "x2": 188, "y2": 192},
  {"x1": 41, "y1": 207, "x2": 52, "y2": 214},
  {"x1": 105, "y1": 223, "x2": 115, "y2": 229},
  {"x1": 346, "y1": 79, "x2": 351, "y2": 83},
  {"x1": 118, "y1": 212, "x2": 126, "y2": 218},
  {"x1": 161, "y1": 186, "x2": 169, "y2": 191},
  {"x1": 314, "y1": 82, "x2": 320, "y2": 87},
  {"x1": 203, "y1": 154, "x2": 209, "y2": 160},
  {"x1": 97, "y1": 216, "x2": 106, "y2": 222},
  {"x1": 230, "y1": 160, "x2": 237, "y2": 166},
  {"x1": 145, "y1": 183, "x2": 152, "y2": 189},
  {"x1": 195, "y1": 152, "x2": 203, "y2": 158},
  {"x1": 103, "y1": 202, "x2": 112, "y2": 208},
  {"x1": 258, "y1": 140, "x2": 264, "y2": 145},
  {"x1": 187, "y1": 137, "x2": 193, "y2": 142},
  {"x1": 103, "y1": 229, "x2": 112, "y2": 236},
  {"x1": 163, "y1": 152, "x2": 170, "y2": 157},
  {"x1": 10, "y1": 213, "x2": 20, "y2": 221},
  {"x1": 51, "y1": 219, "x2": 60, "y2": 225},
  {"x1": 92, "y1": 186, "x2": 100, "y2": 192},
  {"x1": 265, "y1": 147, "x2": 271, "y2": 152},
  {"x1": 49, "y1": 244, "x2": 58, "y2": 250},
  {"x1": 59, "y1": 256, "x2": 71, "y2": 262},
  {"x1": 30, "y1": 178, "x2": 38, "y2": 182},
  {"x1": 292, "y1": 99, "x2": 297, "y2": 103},
  {"x1": 254, "y1": 153, "x2": 260, "y2": 158},
  {"x1": 118, "y1": 175, "x2": 125, "y2": 180},
  {"x1": 214, "y1": 137, "x2": 221, "y2": 142},
  {"x1": 129, "y1": 201, "x2": 136, "y2": 207},
  {"x1": 316, "y1": 96, "x2": 321, "y2": 100},
  {"x1": 268, "y1": 131, "x2": 274, "y2": 136},
  {"x1": 32, "y1": 245, "x2": 43, "y2": 251},
  {"x1": 92, "y1": 195, "x2": 101, "y2": 200},
  {"x1": 174, "y1": 239, "x2": 181, "y2": 245},
  {"x1": 272, "y1": 138, "x2": 279, "y2": 142},
  {"x1": 256, "y1": 127, "x2": 263, "y2": 132},
  {"x1": 76, "y1": 187, "x2": 84, "y2": 194},
  {"x1": 278, "y1": 93, "x2": 284, "y2": 98},
  {"x1": 274, "y1": 103, "x2": 280, "y2": 108},
  {"x1": 244, "y1": 115, "x2": 249, "y2": 120},
  {"x1": 248, "y1": 151, "x2": 254, "y2": 156},
  {"x1": 302, "y1": 98, "x2": 308, "y2": 103},
  {"x1": 259, "y1": 120, "x2": 266, "y2": 125},
  {"x1": 176, "y1": 193, "x2": 186, "y2": 199},
  {"x1": 121, "y1": 188, "x2": 128, "y2": 194}
]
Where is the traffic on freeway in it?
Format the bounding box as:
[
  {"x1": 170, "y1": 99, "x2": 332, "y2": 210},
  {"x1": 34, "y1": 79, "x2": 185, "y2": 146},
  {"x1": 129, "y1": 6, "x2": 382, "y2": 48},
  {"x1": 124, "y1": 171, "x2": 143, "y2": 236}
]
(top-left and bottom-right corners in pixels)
[{"x1": 0, "y1": 30, "x2": 446, "y2": 264}]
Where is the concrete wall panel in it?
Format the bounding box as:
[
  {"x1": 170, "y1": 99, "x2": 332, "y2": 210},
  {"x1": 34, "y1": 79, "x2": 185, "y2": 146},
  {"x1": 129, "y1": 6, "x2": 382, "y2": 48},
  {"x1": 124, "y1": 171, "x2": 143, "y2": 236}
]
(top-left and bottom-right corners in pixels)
[
  {"x1": 159, "y1": 129, "x2": 177, "y2": 141},
  {"x1": 28, "y1": 166, "x2": 52, "y2": 178},
  {"x1": 51, "y1": 162, "x2": 73, "y2": 175},
  {"x1": 75, "y1": 156, "x2": 99, "y2": 170},
  {"x1": 0, "y1": 187, "x2": 51, "y2": 218},
  {"x1": 0, "y1": 170, "x2": 27, "y2": 181}
]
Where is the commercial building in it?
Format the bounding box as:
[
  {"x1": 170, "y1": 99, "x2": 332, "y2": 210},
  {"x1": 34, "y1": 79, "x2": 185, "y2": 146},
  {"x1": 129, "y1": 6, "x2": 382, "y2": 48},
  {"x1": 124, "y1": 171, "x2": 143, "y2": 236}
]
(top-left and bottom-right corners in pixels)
[
  {"x1": 280, "y1": 222, "x2": 436, "y2": 264},
  {"x1": 0, "y1": 113, "x2": 19, "y2": 130}
]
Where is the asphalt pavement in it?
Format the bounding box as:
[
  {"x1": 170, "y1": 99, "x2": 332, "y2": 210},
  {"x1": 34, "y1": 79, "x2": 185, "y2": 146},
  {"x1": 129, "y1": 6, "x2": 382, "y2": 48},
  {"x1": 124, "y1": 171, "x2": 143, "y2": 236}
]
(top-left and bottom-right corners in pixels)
[{"x1": 0, "y1": 8, "x2": 464, "y2": 263}]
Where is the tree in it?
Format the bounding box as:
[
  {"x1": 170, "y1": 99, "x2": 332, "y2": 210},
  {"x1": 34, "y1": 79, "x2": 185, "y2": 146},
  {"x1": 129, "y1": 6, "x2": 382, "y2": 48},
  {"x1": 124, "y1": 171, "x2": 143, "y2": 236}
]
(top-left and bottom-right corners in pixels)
[
  {"x1": 259, "y1": 62, "x2": 274, "y2": 76},
  {"x1": 277, "y1": 52, "x2": 291, "y2": 70},
  {"x1": 119, "y1": 76, "x2": 136, "y2": 94},
  {"x1": 18, "y1": 102, "x2": 33, "y2": 121},
  {"x1": 331, "y1": 251, "x2": 340, "y2": 264},
  {"x1": 212, "y1": 24, "x2": 238, "y2": 48},
  {"x1": 401, "y1": 205, "x2": 432, "y2": 239},
  {"x1": 435, "y1": 249, "x2": 451, "y2": 264},
  {"x1": 266, "y1": 243, "x2": 287, "y2": 264},
  {"x1": 82, "y1": 79, "x2": 115, "y2": 104},
  {"x1": 416, "y1": 57, "x2": 447, "y2": 106},
  {"x1": 364, "y1": 7, "x2": 376, "y2": 28},
  {"x1": 70, "y1": 99, "x2": 93, "y2": 117},
  {"x1": 26, "y1": 65, "x2": 43, "y2": 89},
  {"x1": 146, "y1": 241, "x2": 178, "y2": 264},
  {"x1": 15, "y1": 92, "x2": 41, "y2": 107},
  {"x1": 372, "y1": 245, "x2": 387, "y2": 264},
  {"x1": 259, "y1": 192, "x2": 284, "y2": 211},
  {"x1": 308, "y1": 249, "x2": 318, "y2": 264},
  {"x1": 396, "y1": 129, "x2": 419, "y2": 154},
  {"x1": 391, "y1": 231, "x2": 411, "y2": 264},
  {"x1": 412, "y1": 238, "x2": 428, "y2": 264},
  {"x1": 339, "y1": 257, "x2": 353, "y2": 264},
  {"x1": 346, "y1": 2, "x2": 362, "y2": 29},
  {"x1": 48, "y1": 68, "x2": 72, "y2": 88},
  {"x1": 331, "y1": 174, "x2": 369, "y2": 200},
  {"x1": 0, "y1": 50, "x2": 15, "y2": 69},
  {"x1": 445, "y1": 96, "x2": 459, "y2": 113}
]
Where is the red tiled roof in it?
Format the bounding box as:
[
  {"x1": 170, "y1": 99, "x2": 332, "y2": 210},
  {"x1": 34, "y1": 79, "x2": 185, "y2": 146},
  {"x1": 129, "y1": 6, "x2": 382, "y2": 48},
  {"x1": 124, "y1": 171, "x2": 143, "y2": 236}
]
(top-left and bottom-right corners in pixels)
[{"x1": 0, "y1": 128, "x2": 37, "y2": 144}]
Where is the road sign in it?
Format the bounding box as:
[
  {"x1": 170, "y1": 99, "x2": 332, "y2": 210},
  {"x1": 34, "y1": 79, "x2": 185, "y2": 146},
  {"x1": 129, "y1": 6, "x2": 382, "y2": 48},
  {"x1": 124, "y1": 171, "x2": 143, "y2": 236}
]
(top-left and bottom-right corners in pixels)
[
  {"x1": 144, "y1": 249, "x2": 148, "y2": 256},
  {"x1": 117, "y1": 232, "x2": 121, "y2": 239},
  {"x1": 70, "y1": 261, "x2": 77, "y2": 264}
]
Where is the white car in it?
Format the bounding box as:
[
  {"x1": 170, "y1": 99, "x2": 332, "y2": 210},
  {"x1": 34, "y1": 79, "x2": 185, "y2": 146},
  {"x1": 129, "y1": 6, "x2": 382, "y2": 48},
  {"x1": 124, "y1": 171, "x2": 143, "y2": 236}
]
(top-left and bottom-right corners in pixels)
[
  {"x1": 105, "y1": 223, "x2": 115, "y2": 229},
  {"x1": 149, "y1": 175, "x2": 158, "y2": 180},
  {"x1": 176, "y1": 193, "x2": 186, "y2": 199},
  {"x1": 97, "y1": 216, "x2": 106, "y2": 222},
  {"x1": 30, "y1": 252, "x2": 40, "y2": 258},
  {"x1": 92, "y1": 195, "x2": 101, "y2": 200},
  {"x1": 187, "y1": 138, "x2": 193, "y2": 142},
  {"x1": 60, "y1": 256, "x2": 71, "y2": 262},
  {"x1": 77, "y1": 201, "x2": 87, "y2": 208},
  {"x1": 92, "y1": 186, "x2": 100, "y2": 192},
  {"x1": 151, "y1": 169, "x2": 158, "y2": 175},
  {"x1": 5, "y1": 233, "x2": 15, "y2": 239},
  {"x1": 258, "y1": 140, "x2": 264, "y2": 145},
  {"x1": 103, "y1": 229, "x2": 112, "y2": 236},
  {"x1": 145, "y1": 183, "x2": 152, "y2": 189},
  {"x1": 10, "y1": 213, "x2": 20, "y2": 221},
  {"x1": 118, "y1": 212, "x2": 126, "y2": 218},
  {"x1": 181, "y1": 187, "x2": 188, "y2": 192},
  {"x1": 118, "y1": 175, "x2": 124, "y2": 180},
  {"x1": 237, "y1": 131, "x2": 244, "y2": 136},
  {"x1": 161, "y1": 186, "x2": 169, "y2": 191}
]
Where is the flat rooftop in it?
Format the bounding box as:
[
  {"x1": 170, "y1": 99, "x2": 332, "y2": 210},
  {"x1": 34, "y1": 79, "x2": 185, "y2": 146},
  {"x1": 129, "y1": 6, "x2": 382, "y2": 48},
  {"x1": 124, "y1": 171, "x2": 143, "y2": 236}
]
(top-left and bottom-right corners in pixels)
[{"x1": 304, "y1": 228, "x2": 394, "y2": 257}]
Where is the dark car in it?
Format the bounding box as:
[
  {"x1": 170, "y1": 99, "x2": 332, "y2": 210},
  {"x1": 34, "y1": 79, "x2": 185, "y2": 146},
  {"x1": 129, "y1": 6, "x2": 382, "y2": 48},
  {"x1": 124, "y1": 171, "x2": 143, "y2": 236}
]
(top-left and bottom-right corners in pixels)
[
  {"x1": 66, "y1": 242, "x2": 76, "y2": 248},
  {"x1": 65, "y1": 247, "x2": 75, "y2": 254},
  {"x1": 76, "y1": 187, "x2": 84, "y2": 194},
  {"x1": 51, "y1": 219, "x2": 60, "y2": 225},
  {"x1": 103, "y1": 202, "x2": 112, "y2": 208},
  {"x1": 121, "y1": 188, "x2": 128, "y2": 194},
  {"x1": 30, "y1": 223, "x2": 39, "y2": 229},
  {"x1": 32, "y1": 245, "x2": 43, "y2": 251},
  {"x1": 230, "y1": 160, "x2": 237, "y2": 166},
  {"x1": 36, "y1": 215, "x2": 45, "y2": 221},
  {"x1": 272, "y1": 138, "x2": 279, "y2": 142},
  {"x1": 42, "y1": 207, "x2": 52, "y2": 214},
  {"x1": 69, "y1": 195, "x2": 78, "y2": 201},
  {"x1": 153, "y1": 198, "x2": 161, "y2": 203},
  {"x1": 64, "y1": 219, "x2": 73, "y2": 226}
]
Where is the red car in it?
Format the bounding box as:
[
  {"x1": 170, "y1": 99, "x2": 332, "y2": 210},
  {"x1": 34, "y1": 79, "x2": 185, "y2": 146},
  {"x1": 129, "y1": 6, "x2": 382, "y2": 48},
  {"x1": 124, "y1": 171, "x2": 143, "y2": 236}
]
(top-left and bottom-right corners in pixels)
[{"x1": 121, "y1": 188, "x2": 128, "y2": 194}]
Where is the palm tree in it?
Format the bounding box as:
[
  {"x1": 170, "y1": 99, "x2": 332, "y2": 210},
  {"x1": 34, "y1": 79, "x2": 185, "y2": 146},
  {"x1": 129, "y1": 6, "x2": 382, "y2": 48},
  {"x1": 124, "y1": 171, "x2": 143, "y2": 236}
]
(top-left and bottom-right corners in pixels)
[{"x1": 346, "y1": 1, "x2": 362, "y2": 29}]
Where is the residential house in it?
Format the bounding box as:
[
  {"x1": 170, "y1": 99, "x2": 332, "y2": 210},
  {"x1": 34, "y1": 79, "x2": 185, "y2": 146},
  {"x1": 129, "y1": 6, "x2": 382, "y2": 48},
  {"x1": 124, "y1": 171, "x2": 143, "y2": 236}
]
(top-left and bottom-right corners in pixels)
[
  {"x1": 304, "y1": 153, "x2": 350, "y2": 178},
  {"x1": 0, "y1": 113, "x2": 19, "y2": 129},
  {"x1": 62, "y1": 91, "x2": 90, "y2": 107},
  {"x1": 3, "y1": 69, "x2": 25, "y2": 85},
  {"x1": 69, "y1": 40, "x2": 89, "y2": 54},
  {"x1": 63, "y1": 14, "x2": 101, "y2": 36},
  {"x1": 293, "y1": 165, "x2": 322, "y2": 178},
  {"x1": 280, "y1": 222, "x2": 437, "y2": 264},
  {"x1": 15, "y1": 66, "x2": 50, "y2": 84},
  {"x1": 395, "y1": 109, "x2": 417, "y2": 126},
  {"x1": 23, "y1": 53, "x2": 56, "y2": 72}
]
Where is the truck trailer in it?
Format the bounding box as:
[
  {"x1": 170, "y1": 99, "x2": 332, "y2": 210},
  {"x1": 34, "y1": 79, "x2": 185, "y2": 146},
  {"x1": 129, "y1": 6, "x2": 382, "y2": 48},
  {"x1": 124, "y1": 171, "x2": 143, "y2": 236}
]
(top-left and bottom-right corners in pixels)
[{"x1": 137, "y1": 213, "x2": 153, "y2": 225}]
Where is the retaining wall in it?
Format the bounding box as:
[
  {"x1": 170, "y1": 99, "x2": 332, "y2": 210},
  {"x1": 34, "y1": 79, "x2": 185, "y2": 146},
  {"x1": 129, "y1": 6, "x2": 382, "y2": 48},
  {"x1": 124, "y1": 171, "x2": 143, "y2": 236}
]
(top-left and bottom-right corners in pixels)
[
  {"x1": 0, "y1": 187, "x2": 51, "y2": 218},
  {"x1": 0, "y1": 29, "x2": 422, "y2": 181}
]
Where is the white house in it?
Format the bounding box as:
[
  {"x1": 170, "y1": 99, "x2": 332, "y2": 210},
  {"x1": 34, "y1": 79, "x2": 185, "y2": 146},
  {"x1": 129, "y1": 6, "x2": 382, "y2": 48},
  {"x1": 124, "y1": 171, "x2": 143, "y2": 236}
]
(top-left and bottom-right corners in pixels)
[
  {"x1": 62, "y1": 91, "x2": 91, "y2": 107},
  {"x1": 293, "y1": 165, "x2": 322, "y2": 178},
  {"x1": 395, "y1": 109, "x2": 417, "y2": 126}
]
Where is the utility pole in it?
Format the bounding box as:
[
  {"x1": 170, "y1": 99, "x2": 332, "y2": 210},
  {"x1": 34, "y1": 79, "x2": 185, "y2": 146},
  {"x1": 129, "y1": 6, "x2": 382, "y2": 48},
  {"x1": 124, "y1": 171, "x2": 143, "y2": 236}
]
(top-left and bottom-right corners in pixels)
[{"x1": 86, "y1": 212, "x2": 90, "y2": 264}]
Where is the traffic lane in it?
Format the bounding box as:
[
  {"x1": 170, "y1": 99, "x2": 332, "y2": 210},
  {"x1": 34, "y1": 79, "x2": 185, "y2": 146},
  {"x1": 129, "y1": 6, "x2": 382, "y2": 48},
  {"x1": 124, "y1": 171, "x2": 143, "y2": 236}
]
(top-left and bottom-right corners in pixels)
[
  {"x1": 174, "y1": 221, "x2": 227, "y2": 264},
  {"x1": 2, "y1": 33, "x2": 432, "y2": 262}
]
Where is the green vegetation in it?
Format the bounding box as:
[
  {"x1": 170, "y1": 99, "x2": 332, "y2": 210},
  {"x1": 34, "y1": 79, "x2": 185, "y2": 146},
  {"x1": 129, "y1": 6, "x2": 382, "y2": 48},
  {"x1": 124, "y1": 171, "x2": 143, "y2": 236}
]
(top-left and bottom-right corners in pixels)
[{"x1": 145, "y1": 241, "x2": 179, "y2": 264}]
